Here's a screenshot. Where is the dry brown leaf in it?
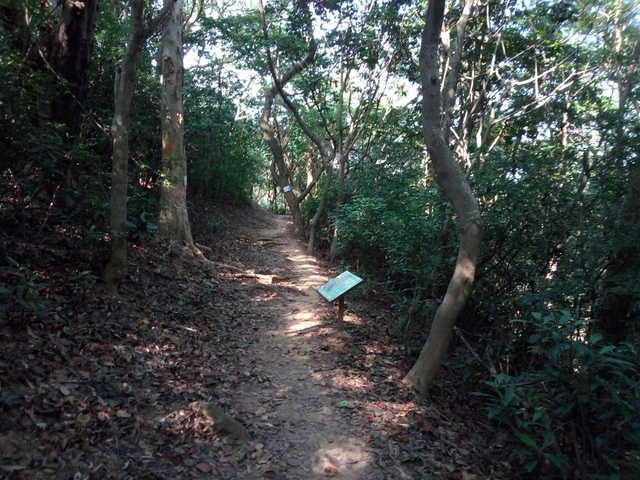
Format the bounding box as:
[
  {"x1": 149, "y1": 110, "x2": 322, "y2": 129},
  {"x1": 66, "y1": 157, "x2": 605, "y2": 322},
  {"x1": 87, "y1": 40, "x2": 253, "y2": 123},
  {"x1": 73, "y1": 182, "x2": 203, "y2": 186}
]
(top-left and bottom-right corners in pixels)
[
  {"x1": 195, "y1": 462, "x2": 213, "y2": 473},
  {"x1": 323, "y1": 465, "x2": 338, "y2": 477}
]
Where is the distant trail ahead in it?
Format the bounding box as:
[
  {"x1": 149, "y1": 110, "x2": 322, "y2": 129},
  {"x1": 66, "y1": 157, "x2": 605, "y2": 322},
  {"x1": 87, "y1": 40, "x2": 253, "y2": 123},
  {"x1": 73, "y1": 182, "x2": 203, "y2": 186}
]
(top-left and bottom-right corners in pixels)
[
  {"x1": 226, "y1": 209, "x2": 406, "y2": 479},
  {"x1": 0, "y1": 204, "x2": 512, "y2": 479}
]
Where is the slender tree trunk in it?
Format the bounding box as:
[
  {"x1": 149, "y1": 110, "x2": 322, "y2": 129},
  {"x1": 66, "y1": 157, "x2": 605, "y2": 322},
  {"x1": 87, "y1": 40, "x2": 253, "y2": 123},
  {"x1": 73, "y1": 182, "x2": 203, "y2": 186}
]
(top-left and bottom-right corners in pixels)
[
  {"x1": 330, "y1": 71, "x2": 348, "y2": 261},
  {"x1": 102, "y1": 1, "x2": 146, "y2": 295},
  {"x1": 102, "y1": 0, "x2": 175, "y2": 295},
  {"x1": 158, "y1": 0, "x2": 197, "y2": 250},
  {"x1": 308, "y1": 165, "x2": 332, "y2": 253},
  {"x1": 260, "y1": 74, "x2": 317, "y2": 239},
  {"x1": 404, "y1": 0, "x2": 483, "y2": 396},
  {"x1": 329, "y1": 154, "x2": 345, "y2": 261}
]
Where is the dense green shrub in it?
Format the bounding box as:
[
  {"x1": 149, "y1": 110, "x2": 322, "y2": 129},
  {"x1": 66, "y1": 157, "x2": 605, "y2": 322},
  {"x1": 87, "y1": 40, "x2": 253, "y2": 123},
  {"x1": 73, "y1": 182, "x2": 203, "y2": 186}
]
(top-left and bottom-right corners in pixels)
[
  {"x1": 477, "y1": 311, "x2": 640, "y2": 479},
  {"x1": 184, "y1": 73, "x2": 263, "y2": 204},
  {"x1": 0, "y1": 256, "x2": 49, "y2": 325},
  {"x1": 332, "y1": 186, "x2": 453, "y2": 287}
]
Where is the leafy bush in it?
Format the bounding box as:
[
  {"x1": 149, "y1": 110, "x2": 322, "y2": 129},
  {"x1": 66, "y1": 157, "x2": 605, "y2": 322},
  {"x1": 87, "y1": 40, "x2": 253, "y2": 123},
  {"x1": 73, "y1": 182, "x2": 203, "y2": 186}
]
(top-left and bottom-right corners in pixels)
[
  {"x1": 184, "y1": 75, "x2": 263, "y2": 204},
  {"x1": 476, "y1": 311, "x2": 640, "y2": 478},
  {"x1": 332, "y1": 185, "x2": 453, "y2": 285},
  {"x1": 0, "y1": 256, "x2": 49, "y2": 325}
]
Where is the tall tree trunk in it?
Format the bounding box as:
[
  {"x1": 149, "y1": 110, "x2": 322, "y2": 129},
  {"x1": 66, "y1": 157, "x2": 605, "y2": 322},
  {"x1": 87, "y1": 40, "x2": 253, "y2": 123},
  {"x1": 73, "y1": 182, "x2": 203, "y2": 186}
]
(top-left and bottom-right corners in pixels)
[
  {"x1": 308, "y1": 165, "x2": 332, "y2": 253},
  {"x1": 158, "y1": 0, "x2": 197, "y2": 249},
  {"x1": 102, "y1": 0, "x2": 175, "y2": 295},
  {"x1": 404, "y1": 0, "x2": 483, "y2": 396},
  {"x1": 45, "y1": 0, "x2": 98, "y2": 207},
  {"x1": 48, "y1": 0, "x2": 98, "y2": 134},
  {"x1": 328, "y1": 160, "x2": 345, "y2": 262},
  {"x1": 594, "y1": 3, "x2": 639, "y2": 340},
  {"x1": 258, "y1": 40, "x2": 317, "y2": 239}
]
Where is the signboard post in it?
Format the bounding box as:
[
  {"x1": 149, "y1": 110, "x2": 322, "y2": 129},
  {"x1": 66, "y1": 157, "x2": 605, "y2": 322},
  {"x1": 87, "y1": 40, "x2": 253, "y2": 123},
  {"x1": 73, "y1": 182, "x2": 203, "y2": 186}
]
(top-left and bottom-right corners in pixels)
[{"x1": 317, "y1": 271, "x2": 363, "y2": 335}]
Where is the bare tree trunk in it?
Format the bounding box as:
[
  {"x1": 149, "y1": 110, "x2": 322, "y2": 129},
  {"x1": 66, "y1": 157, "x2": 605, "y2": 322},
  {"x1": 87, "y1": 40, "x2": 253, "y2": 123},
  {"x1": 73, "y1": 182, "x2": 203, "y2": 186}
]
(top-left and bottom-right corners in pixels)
[
  {"x1": 102, "y1": 0, "x2": 175, "y2": 295},
  {"x1": 158, "y1": 0, "x2": 197, "y2": 250},
  {"x1": 44, "y1": 0, "x2": 98, "y2": 208},
  {"x1": 258, "y1": 40, "x2": 317, "y2": 239},
  {"x1": 404, "y1": 0, "x2": 483, "y2": 396},
  {"x1": 48, "y1": 0, "x2": 98, "y2": 134},
  {"x1": 308, "y1": 165, "x2": 332, "y2": 253},
  {"x1": 329, "y1": 153, "x2": 345, "y2": 261},
  {"x1": 595, "y1": 8, "x2": 640, "y2": 340}
]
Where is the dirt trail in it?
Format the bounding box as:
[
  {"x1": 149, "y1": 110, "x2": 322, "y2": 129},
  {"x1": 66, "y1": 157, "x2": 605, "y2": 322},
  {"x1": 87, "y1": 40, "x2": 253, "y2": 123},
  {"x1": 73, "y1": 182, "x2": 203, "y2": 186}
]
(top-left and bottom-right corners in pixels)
[
  {"x1": 0, "y1": 204, "x2": 512, "y2": 479},
  {"x1": 227, "y1": 209, "x2": 412, "y2": 479}
]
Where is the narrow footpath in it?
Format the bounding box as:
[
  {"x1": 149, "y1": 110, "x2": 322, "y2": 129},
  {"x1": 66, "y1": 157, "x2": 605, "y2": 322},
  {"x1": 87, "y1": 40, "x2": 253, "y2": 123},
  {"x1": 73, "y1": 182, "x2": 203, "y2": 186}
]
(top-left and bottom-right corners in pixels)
[
  {"x1": 224, "y1": 211, "x2": 415, "y2": 479},
  {"x1": 0, "y1": 204, "x2": 513, "y2": 479},
  {"x1": 198, "y1": 206, "x2": 509, "y2": 479}
]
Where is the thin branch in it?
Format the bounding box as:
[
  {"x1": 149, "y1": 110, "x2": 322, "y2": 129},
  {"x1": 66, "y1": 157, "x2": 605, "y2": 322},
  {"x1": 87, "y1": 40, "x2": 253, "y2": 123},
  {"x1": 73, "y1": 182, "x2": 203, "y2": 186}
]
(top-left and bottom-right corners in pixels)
[{"x1": 454, "y1": 326, "x2": 497, "y2": 377}]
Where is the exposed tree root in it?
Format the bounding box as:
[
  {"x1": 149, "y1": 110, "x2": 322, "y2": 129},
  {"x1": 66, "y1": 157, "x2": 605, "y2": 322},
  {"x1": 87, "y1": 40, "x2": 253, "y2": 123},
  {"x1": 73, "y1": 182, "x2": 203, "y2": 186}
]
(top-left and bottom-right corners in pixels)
[{"x1": 240, "y1": 282, "x2": 294, "y2": 301}]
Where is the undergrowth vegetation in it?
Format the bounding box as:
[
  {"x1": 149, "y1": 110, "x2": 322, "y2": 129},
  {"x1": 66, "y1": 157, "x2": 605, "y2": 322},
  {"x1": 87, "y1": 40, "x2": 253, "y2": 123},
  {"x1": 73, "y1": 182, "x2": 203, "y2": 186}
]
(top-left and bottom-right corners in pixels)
[
  {"x1": 1, "y1": 0, "x2": 639, "y2": 477},
  {"x1": 476, "y1": 311, "x2": 640, "y2": 479}
]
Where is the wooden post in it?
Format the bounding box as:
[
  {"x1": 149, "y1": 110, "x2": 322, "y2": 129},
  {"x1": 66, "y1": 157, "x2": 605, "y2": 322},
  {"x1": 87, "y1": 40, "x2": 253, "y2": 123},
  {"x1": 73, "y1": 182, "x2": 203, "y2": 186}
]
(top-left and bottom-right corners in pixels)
[
  {"x1": 337, "y1": 295, "x2": 345, "y2": 332},
  {"x1": 317, "y1": 271, "x2": 362, "y2": 338}
]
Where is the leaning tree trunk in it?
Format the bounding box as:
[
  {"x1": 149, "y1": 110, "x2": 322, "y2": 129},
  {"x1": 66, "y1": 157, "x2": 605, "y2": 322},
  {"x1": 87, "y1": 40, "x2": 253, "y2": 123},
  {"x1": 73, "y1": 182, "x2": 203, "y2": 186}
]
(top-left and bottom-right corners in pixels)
[
  {"x1": 158, "y1": 0, "x2": 197, "y2": 250},
  {"x1": 102, "y1": 0, "x2": 175, "y2": 295},
  {"x1": 404, "y1": 0, "x2": 483, "y2": 396},
  {"x1": 259, "y1": 52, "x2": 317, "y2": 239}
]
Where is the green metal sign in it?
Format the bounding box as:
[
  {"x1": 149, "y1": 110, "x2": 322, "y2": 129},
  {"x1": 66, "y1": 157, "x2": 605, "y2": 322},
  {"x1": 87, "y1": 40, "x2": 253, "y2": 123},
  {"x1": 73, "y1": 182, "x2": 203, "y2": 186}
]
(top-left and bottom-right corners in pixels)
[{"x1": 317, "y1": 271, "x2": 363, "y2": 303}]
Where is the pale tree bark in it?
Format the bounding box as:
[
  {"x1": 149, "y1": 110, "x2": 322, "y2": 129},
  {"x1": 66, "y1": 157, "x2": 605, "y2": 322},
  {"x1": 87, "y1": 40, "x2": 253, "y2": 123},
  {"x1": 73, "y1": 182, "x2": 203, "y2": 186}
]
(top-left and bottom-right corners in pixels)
[
  {"x1": 405, "y1": 0, "x2": 483, "y2": 396},
  {"x1": 258, "y1": 1, "x2": 319, "y2": 239},
  {"x1": 328, "y1": 65, "x2": 349, "y2": 261},
  {"x1": 102, "y1": 0, "x2": 176, "y2": 295},
  {"x1": 307, "y1": 163, "x2": 332, "y2": 252},
  {"x1": 261, "y1": 84, "x2": 321, "y2": 239},
  {"x1": 441, "y1": 0, "x2": 474, "y2": 145},
  {"x1": 158, "y1": 0, "x2": 198, "y2": 252}
]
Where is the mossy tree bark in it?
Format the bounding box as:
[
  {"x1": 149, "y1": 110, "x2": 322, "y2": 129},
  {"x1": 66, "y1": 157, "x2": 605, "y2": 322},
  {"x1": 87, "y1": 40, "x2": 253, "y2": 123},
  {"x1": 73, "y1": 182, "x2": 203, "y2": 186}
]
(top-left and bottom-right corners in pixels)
[{"x1": 404, "y1": 0, "x2": 483, "y2": 396}]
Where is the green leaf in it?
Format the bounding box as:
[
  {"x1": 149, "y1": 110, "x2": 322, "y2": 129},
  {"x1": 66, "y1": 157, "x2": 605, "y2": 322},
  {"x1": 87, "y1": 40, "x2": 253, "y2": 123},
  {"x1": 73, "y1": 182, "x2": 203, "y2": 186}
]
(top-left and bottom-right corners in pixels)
[
  {"x1": 503, "y1": 386, "x2": 516, "y2": 406},
  {"x1": 487, "y1": 406, "x2": 502, "y2": 420},
  {"x1": 514, "y1": 430, "x2": 538, "y2": 449},
  {"x1": 608, "y1": 385, "x2": 621, "y2": 403},
  {"x1": 600, "y1": 345, "x2": 616, "y2": 354},
  {"x1": 524, "y1": 459, "x2": 538, "y2": 472},
  {"x1": 334, "y1": 400, "x2": 356, "y2": 409},
  {"x1": 542, "y1": 452, "x2": 566, "y2": 470},
  {"x1": 589, "y1": 333, "x2": 603, "y2": 345},
  {"x1": 532, "y1": 407, "x2": 546, "y2": 423}
]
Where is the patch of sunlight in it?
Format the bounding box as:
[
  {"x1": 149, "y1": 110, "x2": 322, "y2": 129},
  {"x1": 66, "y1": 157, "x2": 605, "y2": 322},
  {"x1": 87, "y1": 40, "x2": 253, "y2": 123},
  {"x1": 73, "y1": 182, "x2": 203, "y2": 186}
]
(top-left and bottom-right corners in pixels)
[
  {"x1": 289, "y1": 319, "x2": 320, "y2": 332},
  {"x1": 311, "y1": 438, "x2": 372, "y2": 478},
  {"x1": 288, "y1": 254, "x2": 318, "y2": 267}
]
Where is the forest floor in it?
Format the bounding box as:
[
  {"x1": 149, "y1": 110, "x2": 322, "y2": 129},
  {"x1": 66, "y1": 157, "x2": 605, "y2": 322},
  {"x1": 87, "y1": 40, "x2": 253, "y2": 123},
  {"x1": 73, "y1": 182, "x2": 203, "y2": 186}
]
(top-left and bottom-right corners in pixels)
[{"x1": 0, "y1": 203, "x2": 517, "y2": 479}]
